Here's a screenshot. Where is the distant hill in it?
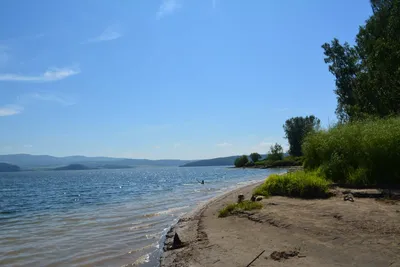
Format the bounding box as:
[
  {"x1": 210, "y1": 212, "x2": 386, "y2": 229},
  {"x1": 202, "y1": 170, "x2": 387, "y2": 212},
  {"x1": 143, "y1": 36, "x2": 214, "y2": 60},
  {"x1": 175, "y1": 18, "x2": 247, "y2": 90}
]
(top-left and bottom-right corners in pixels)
[
  {"x1": 181, "y1": 156, "x2": 240, "y2": 167},
  {"x1": 54, "y1": 164, "x2": 91, "y2": 171},
  {"x1": 0, "y1": 154, "x2": 192, "y2": 169},
  {"x1": 0, "y1": 162, "x2": 21, "y2": 172},
  {"x1": 98, "y1": 164, "x2": 134, "y2": 169}
]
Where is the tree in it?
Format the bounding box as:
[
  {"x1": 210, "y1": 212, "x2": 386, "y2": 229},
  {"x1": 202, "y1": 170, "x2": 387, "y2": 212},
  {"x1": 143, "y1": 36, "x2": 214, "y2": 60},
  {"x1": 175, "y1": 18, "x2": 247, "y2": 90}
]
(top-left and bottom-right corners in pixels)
[
  {"x1": 267, "y1": 143, "x2": 284, "y2": 161},
  {"x1": 250, "y1": 152, "x2": 261, "y2": 163},
  {"x1": 322, "y1": 39, "x2": 360, "y2": 122},
  {"x1": 322, "y1": 0, "x2": 400, "y2": 121},
  {"x1": 234, "y1": 155, "x2": 249, "y2": 167},
  {"x1": 283, "y1": 116, "x2": 321, "y2": 157}
]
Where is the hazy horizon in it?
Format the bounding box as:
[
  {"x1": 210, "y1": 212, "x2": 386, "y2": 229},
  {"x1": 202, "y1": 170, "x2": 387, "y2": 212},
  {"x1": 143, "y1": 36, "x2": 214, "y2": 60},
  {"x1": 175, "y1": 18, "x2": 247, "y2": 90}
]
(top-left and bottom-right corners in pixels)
[
  {"x1": 0, "y1": 152, "x2": 242, "y2": 161},
  {"x1": 1, "y1": 0, "x2": 372, "y2": 159}
]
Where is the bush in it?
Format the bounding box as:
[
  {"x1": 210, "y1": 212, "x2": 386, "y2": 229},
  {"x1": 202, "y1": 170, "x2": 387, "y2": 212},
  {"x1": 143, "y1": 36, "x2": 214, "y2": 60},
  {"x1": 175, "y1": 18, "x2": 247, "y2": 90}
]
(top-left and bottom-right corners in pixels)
[
  {"x1": 254, "y1": 161, "x2": 267, "y2": 166},
  {"x1": 303, "y1": 117, "x2": 400, "y2": 186},
  {"x1": 245, "y1": 161, "x2": 255, "y2": 167},
  {"x1": 253, "y1": 156, "x2": 303, "y2": 168},
  {"x1": 253, "y1": 171, "x2": 330, "y2": 199},
  {"x1": 218, "y1": 200, "x2": 263, "y2": 218},
  {"x1": 234, "y1": 155, "x2": 249, "y2": 167}
]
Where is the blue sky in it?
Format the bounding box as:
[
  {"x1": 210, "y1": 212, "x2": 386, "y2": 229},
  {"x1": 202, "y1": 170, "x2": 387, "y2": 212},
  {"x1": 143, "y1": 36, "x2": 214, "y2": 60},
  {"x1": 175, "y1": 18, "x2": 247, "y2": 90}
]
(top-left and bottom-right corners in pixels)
[{"x1": 0, "y1": 0, "x2": 372, "y2": 160}]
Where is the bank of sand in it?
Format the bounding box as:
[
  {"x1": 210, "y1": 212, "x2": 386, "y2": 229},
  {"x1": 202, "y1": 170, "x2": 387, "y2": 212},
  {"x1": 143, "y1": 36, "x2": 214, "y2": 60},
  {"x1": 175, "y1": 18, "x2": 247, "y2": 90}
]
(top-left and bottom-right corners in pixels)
[{"x1": 160, "y1": 182, "x2": 400, "y2": 267}]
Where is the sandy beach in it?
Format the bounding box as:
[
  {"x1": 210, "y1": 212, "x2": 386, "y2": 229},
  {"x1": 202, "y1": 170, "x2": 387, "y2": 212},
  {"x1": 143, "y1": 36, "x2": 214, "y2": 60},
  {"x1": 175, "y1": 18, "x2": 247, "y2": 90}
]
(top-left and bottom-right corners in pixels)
[{"x1": 160, "y1": 182, "x2": 400, "y2": 267}]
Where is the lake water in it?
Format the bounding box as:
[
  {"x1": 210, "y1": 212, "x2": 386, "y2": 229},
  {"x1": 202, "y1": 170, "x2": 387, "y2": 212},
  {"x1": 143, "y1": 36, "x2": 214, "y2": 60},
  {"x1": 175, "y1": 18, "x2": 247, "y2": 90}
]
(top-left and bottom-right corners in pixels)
[{"x1": 0, "y1": 166, "x2": 286, "y2": 267}]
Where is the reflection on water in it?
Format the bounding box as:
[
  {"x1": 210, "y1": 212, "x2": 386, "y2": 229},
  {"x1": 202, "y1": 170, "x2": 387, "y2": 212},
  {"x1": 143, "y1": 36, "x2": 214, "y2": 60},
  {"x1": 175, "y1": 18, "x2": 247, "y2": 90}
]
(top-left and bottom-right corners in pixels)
[{"x1": 0, "y1": 167, "x2": 286, "y2": 266}]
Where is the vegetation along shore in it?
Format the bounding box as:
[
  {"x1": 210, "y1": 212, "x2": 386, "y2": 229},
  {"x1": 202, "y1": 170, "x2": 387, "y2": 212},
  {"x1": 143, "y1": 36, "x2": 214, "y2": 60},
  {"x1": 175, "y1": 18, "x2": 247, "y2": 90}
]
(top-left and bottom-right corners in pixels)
[{"x1": 161, "y1": 1, "x2": 400, "y2": 265}]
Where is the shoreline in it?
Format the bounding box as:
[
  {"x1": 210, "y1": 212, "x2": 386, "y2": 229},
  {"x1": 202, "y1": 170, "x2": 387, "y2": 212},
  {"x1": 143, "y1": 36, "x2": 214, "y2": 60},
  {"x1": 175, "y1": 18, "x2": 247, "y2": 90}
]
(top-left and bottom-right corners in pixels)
[
  {"x1": 159, "y1": 177, "x2": 400, "y2": 267},
  {"x1": 159, "y1": 180, "x2": 263, "y2": 266}
]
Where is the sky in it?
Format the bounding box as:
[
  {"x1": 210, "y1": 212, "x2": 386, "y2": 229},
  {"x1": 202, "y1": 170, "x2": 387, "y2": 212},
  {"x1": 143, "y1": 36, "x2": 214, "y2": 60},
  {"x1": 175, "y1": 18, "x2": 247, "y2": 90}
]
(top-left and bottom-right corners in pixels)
[{"x1": 0, "y1": 0, "x2": 373, "y2": 160}]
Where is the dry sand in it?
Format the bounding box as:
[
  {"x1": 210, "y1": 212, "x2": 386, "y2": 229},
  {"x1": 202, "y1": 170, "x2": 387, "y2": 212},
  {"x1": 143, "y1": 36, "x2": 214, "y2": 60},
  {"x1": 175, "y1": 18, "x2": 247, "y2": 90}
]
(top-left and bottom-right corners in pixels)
[{"x1": 160, "y1": 182, "x2": 400, "y2": 267}]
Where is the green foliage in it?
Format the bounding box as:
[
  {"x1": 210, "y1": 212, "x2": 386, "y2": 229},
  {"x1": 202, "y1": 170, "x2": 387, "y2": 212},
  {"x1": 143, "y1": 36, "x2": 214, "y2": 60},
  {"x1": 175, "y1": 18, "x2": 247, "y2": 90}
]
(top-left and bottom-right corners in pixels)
[
  {"x1": 284, "y1": 156, "x2": 304, "y2": 165},
  {"x1": 253, "y1": 183, "x2": 270, "y2": 197},
  {"x1": 283, "y1": 116, "x2": 321, "y2": 156},
  {"x1": 245, "y1": 161, "x2": 255, "y2": 167},
  {"x1": 254, "y1": 171, "x2": 330, "y2": 199},
  {"x1": 254, "y1": 156, "x2": 303, "y2": 168},
  {"x1": 250, "y1": 152, "x2": 262, "y2": 163},
  {"x1": 234, "y1": 155, "x2": 249, "y2": 167},
  {"x1": 303, "y1": 117, "x2": 400, "y2": 186},
  {"x1": 267, "y1": 143, "x2": 284, "y2": 161},
  {"x1": 322, "y1": 39, "x2": 359, "y2": 121},
  {"x1": 218, "y1": 200, "x2": 263, "y2": 218},
  {"x1": 322, "y1": 0, "x2": 400, "y2": 121}
]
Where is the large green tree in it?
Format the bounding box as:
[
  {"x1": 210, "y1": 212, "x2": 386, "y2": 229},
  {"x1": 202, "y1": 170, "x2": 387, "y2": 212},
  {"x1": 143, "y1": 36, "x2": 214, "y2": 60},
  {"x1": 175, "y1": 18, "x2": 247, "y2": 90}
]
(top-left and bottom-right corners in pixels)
[
  {"x1": 249, "y1": 152, "x2": 261, "y2": 163},
  {"x1": 283, "y1": 116, "x2": 320, "y2": 157},
  {"x1": 267, "y1": 143, "x2": 284, "y2": 161},
  {"x1": 322, "y1": 0, "x2": 400, "y2": 121},
  {"x1": 234, "y1": 155, "x2": 249, "y2": 167}
]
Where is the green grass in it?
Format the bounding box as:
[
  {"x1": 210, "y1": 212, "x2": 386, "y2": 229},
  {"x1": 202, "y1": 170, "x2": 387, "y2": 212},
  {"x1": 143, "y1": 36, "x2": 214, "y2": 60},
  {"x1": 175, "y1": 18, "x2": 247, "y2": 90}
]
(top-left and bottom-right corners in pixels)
[
  {"x1": 253, "y1": 171, "x2": 330, "y2": 199},
  {"x1": 218, "y1": 200, "x2": 263, "y2": 218},
  {"x1": 302, "y1": 117, "x2": 400, "y2": 186}
]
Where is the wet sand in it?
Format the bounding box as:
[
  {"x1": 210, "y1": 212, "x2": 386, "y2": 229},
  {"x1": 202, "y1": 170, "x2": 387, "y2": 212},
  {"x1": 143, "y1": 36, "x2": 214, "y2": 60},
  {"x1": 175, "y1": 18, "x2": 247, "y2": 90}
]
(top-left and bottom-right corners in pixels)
[{"x1": 160, "y1": 182, "x2": 400, "y2": 267}]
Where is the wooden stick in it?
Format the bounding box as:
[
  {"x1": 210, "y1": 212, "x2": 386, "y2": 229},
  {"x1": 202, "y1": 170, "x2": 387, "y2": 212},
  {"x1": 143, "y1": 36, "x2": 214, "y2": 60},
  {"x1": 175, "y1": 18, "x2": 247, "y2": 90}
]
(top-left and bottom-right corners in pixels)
[{"x1": 246, "y1": 250, "x2": 265, "y2": 267}]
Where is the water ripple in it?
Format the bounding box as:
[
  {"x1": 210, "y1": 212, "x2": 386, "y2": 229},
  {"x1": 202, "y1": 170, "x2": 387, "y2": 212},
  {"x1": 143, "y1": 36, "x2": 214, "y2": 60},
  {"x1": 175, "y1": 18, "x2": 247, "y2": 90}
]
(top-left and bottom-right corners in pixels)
[{"x1": 0, "y1": 166, "x2": 287, "y2": 266}]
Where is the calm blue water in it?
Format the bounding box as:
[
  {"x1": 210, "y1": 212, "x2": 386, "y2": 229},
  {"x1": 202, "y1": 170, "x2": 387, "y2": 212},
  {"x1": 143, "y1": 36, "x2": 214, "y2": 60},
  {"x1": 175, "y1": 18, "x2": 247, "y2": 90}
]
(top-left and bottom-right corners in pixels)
[{"x1": 0, "y1": 166, "x2": 286, "y2": 267}]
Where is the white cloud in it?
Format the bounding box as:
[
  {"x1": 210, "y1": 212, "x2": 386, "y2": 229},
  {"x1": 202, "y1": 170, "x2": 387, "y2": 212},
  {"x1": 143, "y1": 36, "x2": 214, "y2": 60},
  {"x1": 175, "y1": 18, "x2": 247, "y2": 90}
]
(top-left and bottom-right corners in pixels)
[
  {"x1": 157, "y1": 0, "x2": 181, "y2": 19},
  {"x1": 154, "y1": 146, "x2": 161, "y2": 149},
  {"x1": 24, "y1": 144, "x2": 33, "y2": 148},
  {"x1": 29, "y1": 92, "x2": 76, "y2": 106},
  {"x1": 216, "y1": 142, "x2": 232, "y2": 147},
  {"x1": 85, "y1": 25, "x2": 122, "y2": 43},
  {"x1": 0, "y1": 105, "x2": 23, "y2": 116},
  {"x1": 0, "y1": 67, "x2": 80, "y2": 82},
  {"x1": 250, "y1": 138, "x2": 289, "y2": 154},
  {"x1": 174, "y1": 143, "x2": 181, "y2": 148},
  {"x1": 259, "y1": 141, "x2": 274, "y2": 147}
]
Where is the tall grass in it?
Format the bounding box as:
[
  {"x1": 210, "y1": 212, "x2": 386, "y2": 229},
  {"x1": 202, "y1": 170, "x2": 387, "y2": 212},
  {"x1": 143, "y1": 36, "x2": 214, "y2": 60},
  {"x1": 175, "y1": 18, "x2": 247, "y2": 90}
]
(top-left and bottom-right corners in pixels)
[
  {"x1": 302, "y1": 117, "x2": 400, "y2": 186},
  {"x1": 254, "y1": 171, "x2": 330, "y2": 199},
  {"x1": 218, "y1": 200, "x2": 263, "y2": 218}
]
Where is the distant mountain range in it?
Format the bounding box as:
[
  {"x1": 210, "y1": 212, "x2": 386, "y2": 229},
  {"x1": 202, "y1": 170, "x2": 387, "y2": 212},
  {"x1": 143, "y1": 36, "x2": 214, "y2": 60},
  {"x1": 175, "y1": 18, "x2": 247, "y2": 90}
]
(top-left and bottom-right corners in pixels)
[
  {"x1": 0, "y1": 153, "x2": 287, "y2": 171},
  {"x1": 0, "y1": 154, "x2": 192, "y2": 170},
  {"x1": 180, "y1": 156, "x2": 240, "y2": 167}
]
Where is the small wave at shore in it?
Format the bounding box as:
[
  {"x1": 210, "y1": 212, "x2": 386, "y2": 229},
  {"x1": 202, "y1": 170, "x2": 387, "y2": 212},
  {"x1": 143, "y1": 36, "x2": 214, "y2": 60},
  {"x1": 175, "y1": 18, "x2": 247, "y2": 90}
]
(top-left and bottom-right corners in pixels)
[
  {"x1": 130, "y1": 253, "x2": 150, "y2": 266},
  {"x1": 141, "y1": 205, "x2": 190, "y2": 218}
]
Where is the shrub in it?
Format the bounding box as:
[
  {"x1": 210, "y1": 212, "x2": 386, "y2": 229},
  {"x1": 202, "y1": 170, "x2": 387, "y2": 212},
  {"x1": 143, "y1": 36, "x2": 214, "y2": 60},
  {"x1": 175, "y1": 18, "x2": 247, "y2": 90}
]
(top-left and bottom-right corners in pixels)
[
  {"x1": 254, "y1": 161, "x2": 267, "y2": 166},
  {"x1": 303, "y1": 117, "x2": 400, "y2": 186},
  {"x1": 234, "y1": 155, "x2": 249, "y2": 167},
  {"x1": 218, "y1": 200, "x2": 263, "y2": 218},
  {"x1": 245, "y1": 161, "x2": 255, "y2": 167},
  {"x1": 253, "y1": 156, "x2": 303, "y2": 168},
  {"x1": 254, "y1": 171, "x2": 330, "y2": 199}
]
